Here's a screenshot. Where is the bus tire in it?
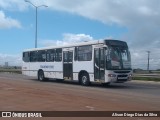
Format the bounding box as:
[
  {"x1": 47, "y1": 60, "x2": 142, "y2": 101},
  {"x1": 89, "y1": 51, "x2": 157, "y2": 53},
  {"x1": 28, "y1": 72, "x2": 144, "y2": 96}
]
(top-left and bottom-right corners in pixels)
[
  {"x1": 80, "y1": 72, "x2": 90, "y2": 86},
  {"x1": 38, "y1": 70, "x2": 45, "y2": 81}
]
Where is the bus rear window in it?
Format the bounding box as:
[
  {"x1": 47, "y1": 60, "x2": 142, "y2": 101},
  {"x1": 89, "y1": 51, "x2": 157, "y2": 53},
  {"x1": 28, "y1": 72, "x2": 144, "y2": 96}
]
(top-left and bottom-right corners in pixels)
[{"x1": 23, "y1": 52, "x2": 30, "y2": 62}]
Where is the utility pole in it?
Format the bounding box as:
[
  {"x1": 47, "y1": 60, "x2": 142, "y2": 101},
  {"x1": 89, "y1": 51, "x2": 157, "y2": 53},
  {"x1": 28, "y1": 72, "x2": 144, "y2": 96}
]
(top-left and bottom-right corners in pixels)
[
  {"x1": 146, "y1": 51, "x2": 150, "y2": 71},
  {"x1": 25, "y1": 0, "x2": 48, "y2": 48}
]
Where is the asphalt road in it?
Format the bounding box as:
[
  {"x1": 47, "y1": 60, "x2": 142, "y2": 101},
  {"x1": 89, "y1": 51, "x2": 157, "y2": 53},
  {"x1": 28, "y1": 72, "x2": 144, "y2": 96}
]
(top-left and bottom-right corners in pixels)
[
  {"x1": 1, "y1": 72, "x2": 160, "y2": 97},
  {"x1": 0, "y1": 73, "x2": 160, "y2": 120}
]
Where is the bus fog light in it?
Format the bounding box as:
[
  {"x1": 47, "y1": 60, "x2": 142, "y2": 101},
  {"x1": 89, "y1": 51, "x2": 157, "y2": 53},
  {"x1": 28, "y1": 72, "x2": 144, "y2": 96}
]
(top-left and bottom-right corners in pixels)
[{"x1": 108, "y1": 74, "x2": 116, "y2": 77}]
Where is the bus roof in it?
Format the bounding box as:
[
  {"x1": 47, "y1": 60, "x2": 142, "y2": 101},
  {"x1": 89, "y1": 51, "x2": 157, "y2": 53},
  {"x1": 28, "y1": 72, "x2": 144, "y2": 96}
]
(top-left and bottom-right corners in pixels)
[{"x1": 23, "y1": 39, "x2": 126, "y2": 52}]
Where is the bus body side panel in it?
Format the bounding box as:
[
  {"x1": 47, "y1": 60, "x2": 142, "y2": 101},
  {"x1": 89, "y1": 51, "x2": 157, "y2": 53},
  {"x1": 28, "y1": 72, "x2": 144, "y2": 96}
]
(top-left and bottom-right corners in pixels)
[
  {"x1": 22, "y1": 62, "x2": 30, "y2": 76},
  {"x1": 44, "y1": 62, "x2": 63, "y2": 79},
  {"x1": 54, "y1": 62, "x2": 63, "y2": 79},
  {"x1": 89, "y1": 74, "x2": 94, "y2": 82},
  {"x1": 29, "y1": 62, "x2": 46, "y2": 77},
  {"x1": 44, "y1": 62, "x2": 56, "y2": 79},
  {"x1": 73, "y1": 61, "x2": 94, "y2": 82},
  {"x1": 73, "y1": 73, "x2": 78, "y2": 81}
]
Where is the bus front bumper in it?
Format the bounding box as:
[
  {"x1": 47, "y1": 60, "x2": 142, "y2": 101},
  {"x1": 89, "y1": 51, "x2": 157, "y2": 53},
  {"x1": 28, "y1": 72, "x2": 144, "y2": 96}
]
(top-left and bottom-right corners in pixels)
[{"x1": 105, "y1": 74, "x2": 132, "y2": 83}]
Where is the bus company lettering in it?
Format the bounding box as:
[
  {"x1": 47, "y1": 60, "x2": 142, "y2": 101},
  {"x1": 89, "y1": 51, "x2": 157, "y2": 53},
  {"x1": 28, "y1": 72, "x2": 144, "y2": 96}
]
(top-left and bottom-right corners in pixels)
[{"x1": 40, "y1": 65, "x2": 54, "y2": 69}]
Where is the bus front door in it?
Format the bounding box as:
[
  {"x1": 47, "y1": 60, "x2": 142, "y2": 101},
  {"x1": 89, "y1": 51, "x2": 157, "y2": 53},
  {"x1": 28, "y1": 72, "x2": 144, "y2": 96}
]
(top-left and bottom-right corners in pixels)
[
  {"x1": 94, "y1": 48, "x2": 105, "y2": 81},
  {"x1": 63, "y1": 51, "x2": 73, "y2": 80}
]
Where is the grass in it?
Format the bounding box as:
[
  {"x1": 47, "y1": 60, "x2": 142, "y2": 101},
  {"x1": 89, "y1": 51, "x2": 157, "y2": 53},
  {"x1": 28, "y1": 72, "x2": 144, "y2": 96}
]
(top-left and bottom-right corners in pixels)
[
  {"x1": 0, "y1": 69, "x2": 22, "y2": 74},
  {"x1": 132, "y1": 77, "x2": 160, "y2": 82}
]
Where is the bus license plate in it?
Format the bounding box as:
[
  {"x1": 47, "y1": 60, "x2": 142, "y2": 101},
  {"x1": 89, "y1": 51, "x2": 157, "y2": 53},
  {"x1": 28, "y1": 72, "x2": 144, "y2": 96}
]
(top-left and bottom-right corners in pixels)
[{"x1": 118, "y1": 77, "x2": 127, "y2": 80}]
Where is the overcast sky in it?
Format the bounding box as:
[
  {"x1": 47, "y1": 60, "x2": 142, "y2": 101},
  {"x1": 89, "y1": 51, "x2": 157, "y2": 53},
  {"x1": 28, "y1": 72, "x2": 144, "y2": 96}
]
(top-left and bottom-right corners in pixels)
[{"x1": 0, "y1": 0, "x2": 160, "y2": 70}]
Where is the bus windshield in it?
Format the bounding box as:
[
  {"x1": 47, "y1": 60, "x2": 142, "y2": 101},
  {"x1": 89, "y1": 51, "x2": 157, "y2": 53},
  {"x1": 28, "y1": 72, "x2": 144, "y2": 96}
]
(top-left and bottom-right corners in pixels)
[{"x1": 106, "y1": 46, "x2": 131, "y2": 70}]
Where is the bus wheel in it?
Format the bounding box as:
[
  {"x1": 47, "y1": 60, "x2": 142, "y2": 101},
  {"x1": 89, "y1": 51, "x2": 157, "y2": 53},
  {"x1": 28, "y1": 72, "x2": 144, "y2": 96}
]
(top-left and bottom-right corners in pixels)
[
  {"x1": 38, "y1": 70, "x2": 45, "y2": 81},
  {"x1": 80, "y1": 73, "x2": 90, "y2": 86}
]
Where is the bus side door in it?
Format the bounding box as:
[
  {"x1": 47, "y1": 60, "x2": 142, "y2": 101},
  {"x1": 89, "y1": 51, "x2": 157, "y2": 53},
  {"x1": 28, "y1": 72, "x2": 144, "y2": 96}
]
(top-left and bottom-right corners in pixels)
[
  {"x1": 94, "y1": 48, "x2": 105, "y2": 81},
  {"x1": 63, "y1": 50, "x2": 73, "y2": 80}
]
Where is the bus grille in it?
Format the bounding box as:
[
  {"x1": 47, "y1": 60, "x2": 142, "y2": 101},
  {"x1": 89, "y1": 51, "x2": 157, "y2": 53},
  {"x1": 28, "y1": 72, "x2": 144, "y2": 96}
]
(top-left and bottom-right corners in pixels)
[
  {"x1": 114, "y1": 71, "x2": 131, "y2": 74},
  {"x1": 117, "y1": 75, "x2": 128, "y2": 77}
]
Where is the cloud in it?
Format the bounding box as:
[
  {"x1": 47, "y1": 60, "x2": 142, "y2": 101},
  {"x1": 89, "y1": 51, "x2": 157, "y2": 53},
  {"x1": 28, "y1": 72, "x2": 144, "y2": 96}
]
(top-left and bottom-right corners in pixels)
[
  {"x1": 40, "y1": 33, "x2": 160, "y2": 70},
  {"x1": 1, "y1": 0, "x2": 160, "y2": 48},
  {"x1": 0, "y1": 0, "x2": 160, "y2": 69},
  {"x1": 40, "y1": 33, "x2": 94, "y2": 46},
  {"x1": 27, "y1": 0, "x2": 160, "y2": 48},
  {"x1": 130, "y1": 48, "x2": 160, "y2": 70},
  {"x1": 1, "y1": 0, "x2": 160, "y2": 42},
  {"x1": 0, "y1": 11, "x2": 21, "y2": 29},
  {"x1": 43, "y1": 0, "x2": 160, "y2": 70},
  {"x1": 0, "y1": 53, "x2": 22, "y2": 66},
  {"x1": 0, "y1": 0, "x2": 27, "y2": 11}
]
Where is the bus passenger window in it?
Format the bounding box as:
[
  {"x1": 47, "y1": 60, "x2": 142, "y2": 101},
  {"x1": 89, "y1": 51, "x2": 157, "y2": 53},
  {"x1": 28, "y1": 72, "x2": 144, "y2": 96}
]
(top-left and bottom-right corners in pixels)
[
  {"x1": 55, "y1": 48, "x2": 62, "y2": 62},
  {"x1": 46, "y1": 49, "x2": 55, "y2": 62},
  {"x1": 37, "y1": 50, "x2": 46, "y2": 62},
  {"x1": 30, "y1": 51, "x2": 37, "y2": 62},
  {"x1": 78, "y1": 45, "x2": 92, "y2": 61},
  {"x1": 74, "y1": 47, "x2": 78, "y2": 61}
]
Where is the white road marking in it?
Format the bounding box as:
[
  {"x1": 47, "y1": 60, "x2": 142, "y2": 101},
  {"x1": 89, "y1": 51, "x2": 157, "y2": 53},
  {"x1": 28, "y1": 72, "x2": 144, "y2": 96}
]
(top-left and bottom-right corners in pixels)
[{"x1": 85, "y1": 106, "x2": 95, "y2": 111}]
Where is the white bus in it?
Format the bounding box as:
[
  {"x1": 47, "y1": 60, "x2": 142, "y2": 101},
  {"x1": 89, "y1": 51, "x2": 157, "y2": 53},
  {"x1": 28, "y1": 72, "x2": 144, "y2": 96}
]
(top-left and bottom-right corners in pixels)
[{"x1": 22, "y1": 39, "x2": 132, "y2": 86}]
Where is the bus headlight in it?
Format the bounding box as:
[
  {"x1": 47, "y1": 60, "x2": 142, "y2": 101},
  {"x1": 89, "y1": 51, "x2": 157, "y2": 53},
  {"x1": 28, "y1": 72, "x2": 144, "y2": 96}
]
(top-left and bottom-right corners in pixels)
[
  {"x1": 108, "y1": 74, "x2": 116, "y2": 77},
  {"x1": 129, "y1": 74, "x2": 132, "y2": 77}
]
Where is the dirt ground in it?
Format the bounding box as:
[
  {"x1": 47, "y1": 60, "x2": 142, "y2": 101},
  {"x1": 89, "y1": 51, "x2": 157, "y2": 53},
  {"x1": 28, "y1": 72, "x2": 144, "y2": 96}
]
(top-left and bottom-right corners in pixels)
[{"x1": 0, "y1": 73, "x2": 159, "y2": 120}]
